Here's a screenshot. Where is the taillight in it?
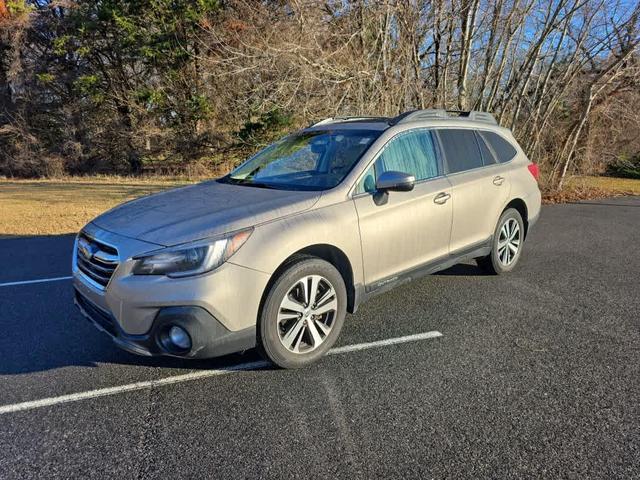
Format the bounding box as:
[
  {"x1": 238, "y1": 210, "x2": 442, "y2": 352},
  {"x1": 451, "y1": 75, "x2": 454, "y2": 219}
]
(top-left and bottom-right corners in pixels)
[{"x1": 527, "y1": 163, "x2": 539, "y2": 181}]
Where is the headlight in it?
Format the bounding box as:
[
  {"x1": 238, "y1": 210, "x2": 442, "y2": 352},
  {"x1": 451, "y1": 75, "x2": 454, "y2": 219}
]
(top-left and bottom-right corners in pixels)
[{"x1": 132, "y1": 228, "x2": 252, "y2": 278}]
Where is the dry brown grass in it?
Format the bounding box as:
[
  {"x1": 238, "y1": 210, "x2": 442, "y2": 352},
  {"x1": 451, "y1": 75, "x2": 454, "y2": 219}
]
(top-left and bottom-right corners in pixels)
[
  {"x1": 543, "y1": 175, "x2": 640, "y2": 204},
  {"x1": 570, "y1": 175, "x2": 640, "y2": 194},
  {"x1": 1, "y1": 175, "x2": 638, "y2": 237},
  {"x1": 0, "y1": 177, "x2": 195, "y2": 237}
]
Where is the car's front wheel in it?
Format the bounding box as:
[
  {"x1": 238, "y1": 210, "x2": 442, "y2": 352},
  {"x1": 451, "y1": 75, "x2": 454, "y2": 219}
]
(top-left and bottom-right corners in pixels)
[
  {"x1": 258, "y1": 257, "x2": 347, "y2": 368},
  {"x1": 477, "y1": 208, "x2": 525, "y2": 275}
]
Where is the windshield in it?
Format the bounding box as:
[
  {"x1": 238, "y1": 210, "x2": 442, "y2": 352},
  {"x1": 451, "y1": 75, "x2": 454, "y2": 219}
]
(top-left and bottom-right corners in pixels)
[{"x1": 220, "y1": 130, "x2": 381, "y2": 191}]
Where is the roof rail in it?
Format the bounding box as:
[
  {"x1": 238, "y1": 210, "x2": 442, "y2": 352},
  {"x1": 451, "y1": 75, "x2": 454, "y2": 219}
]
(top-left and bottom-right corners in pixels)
[
  {"x1": 392, "y1": 109, "x2": 497, "y2": 125},
  {"x1": 309, "y1": 116, "x2": 389, "y2": 127}
]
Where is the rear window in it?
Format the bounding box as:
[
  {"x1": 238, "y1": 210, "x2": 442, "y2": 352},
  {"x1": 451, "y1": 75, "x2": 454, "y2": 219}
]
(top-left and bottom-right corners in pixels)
[
  {"x1": 437, "y1": 129, "x2": 483, "y2": 173},
  {"x1": 479, "y1": 131, "x2": 517, "y2": 163}
]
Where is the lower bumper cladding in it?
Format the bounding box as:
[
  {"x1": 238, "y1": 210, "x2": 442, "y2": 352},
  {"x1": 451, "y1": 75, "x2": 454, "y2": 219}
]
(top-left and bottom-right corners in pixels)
[{"x1": 74, "y1": 289, "x2": 256, "y2": 359}]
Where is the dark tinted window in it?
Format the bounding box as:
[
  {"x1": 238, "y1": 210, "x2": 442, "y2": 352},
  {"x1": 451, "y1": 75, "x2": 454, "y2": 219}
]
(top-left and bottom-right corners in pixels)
[
  {"x1": 480, "y1": 131, "x2": 517, "y2": 163},
  {"x1": 438, "y1": 129, "x2": 483, "y2": 173},
  {"x1": 475, "y1": 132, "x2": 497, "y2": 165}
]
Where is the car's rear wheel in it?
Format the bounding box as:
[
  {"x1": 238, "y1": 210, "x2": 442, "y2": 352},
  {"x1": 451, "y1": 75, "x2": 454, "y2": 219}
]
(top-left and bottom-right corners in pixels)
[
  {"x1": 258, "y1": 257, "x2": 347, "y2": 368},
  {"x1": 477, "y1": 208, "x2": 525, "y2": 275}
]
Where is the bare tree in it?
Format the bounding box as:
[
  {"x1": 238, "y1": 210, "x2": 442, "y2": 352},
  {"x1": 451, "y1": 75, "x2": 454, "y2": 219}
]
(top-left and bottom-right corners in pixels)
[{"x1": 2, "y1": 0, "x2": 639, "y2": 184}]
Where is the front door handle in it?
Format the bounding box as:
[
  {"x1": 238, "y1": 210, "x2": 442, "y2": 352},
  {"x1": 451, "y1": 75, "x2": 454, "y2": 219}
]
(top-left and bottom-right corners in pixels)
[
  {"x1": 434, "y1": 192, "x2": 451, "y2": 205},
  {"x1": 493, "y1": 176, "x2": 505, "y2": 186}
]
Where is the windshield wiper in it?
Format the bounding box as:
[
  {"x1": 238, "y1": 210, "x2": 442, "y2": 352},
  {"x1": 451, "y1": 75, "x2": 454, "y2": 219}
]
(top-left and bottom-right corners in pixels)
[
  {"x1": 241, "y1": 181, "x2": 279, "y2": 189},
  {"x1": 221, "y1": 177, "x2": 279, "y2": 189}
]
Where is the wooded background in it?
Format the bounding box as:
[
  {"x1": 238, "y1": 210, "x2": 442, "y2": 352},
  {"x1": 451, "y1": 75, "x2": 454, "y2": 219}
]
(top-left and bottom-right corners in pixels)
[{"x1": 1, "y1": 0, "x2": 639, "y2": 189}]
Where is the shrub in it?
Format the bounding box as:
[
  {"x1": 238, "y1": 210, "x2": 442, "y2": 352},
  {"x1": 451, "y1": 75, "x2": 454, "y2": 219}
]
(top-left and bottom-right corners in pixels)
[{"x1": 606, "y1": 155, "x2": 640, "y2": 179}]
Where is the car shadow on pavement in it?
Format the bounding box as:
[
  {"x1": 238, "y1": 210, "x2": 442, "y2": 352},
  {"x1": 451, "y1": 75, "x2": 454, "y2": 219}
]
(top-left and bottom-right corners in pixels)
[
  {"x1": 435, "y1": 262, "x2": 486, "y2": 276},
  {"x1": 0, "y1": 233, "x2": 273, "y2": 376},
  {"x1": 0, "y1": 290, "x2": 267, "y2": 376},
  {"x1": 0, "y1": 310, "x2": 267, "y2": 376}
]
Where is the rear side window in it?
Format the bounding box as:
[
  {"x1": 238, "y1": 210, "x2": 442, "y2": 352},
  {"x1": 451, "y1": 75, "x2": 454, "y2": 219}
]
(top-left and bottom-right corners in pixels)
[
  {"x1": 479, "y1": 131, "x2": 518, "y2": 163},
  {"x1": 437, "y1": 129, "x2": 483, "y2": 173}
]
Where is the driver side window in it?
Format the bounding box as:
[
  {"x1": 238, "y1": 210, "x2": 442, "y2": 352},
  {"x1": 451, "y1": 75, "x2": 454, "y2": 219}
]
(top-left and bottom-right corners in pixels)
[{"x1": 355, "y1": 129, "x2": 439, "y2": 194}]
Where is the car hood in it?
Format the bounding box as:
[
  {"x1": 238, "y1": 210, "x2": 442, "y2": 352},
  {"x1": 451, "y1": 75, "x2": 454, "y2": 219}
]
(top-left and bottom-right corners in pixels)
[{"x1": 92, "y1": 180, "x2": 321, "y2": 247}]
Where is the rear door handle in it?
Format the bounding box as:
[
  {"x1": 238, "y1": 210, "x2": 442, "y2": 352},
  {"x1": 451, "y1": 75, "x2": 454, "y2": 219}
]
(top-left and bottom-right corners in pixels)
[
  {"x1": 434, "y1": 192, "x2": 451, "y2": 205},
  {"x1": 493, "y1": 176, "x2": 505, "y2": 186}
]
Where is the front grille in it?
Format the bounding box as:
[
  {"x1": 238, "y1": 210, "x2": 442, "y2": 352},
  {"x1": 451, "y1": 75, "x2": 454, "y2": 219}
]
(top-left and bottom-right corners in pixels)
[
  {"x1": 76, "y1": 232, "x2": 119, "y2": 288},
  {"x1": 75, "y1": 289, "x2": 118, "y2": 336}
]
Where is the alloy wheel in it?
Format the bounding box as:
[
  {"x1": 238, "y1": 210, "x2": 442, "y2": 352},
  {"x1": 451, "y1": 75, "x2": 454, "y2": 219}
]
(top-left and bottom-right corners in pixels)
[
  {"x1": 497, "y1": 218, "x2": 521, "y2": 266},
  {"x1": 277, "y1": 275, "x2": 338, "y2": 354}
]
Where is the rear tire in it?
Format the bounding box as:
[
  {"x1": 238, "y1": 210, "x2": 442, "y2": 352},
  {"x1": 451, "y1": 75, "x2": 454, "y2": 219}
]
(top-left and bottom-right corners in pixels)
[
  {"x1": 477, "y1": 208, "x2": 525, "y2": 275},
  {"x1": 257, "y1": 257, "x2": 347, "y2": 369}
]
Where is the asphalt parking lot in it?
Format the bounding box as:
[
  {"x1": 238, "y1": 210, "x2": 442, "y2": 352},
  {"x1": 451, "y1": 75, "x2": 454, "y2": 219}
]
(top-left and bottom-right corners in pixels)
[{"x1": 0, "y1": 197, "x2": 638, "y2": 479}]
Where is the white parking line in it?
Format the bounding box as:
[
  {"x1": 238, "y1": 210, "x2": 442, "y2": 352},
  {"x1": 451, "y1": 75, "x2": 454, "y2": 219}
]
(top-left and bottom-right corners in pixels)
[
  {"x1": 0, "y1": 331, "x2": 442, "y2": 415},
  {"x1": 0, "y1": 276, "x2": 73, "y2": 288}
]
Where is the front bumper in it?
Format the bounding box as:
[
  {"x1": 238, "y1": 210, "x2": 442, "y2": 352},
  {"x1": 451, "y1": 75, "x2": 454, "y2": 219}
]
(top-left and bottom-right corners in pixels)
[
  {"x1": 74, "y1": 288, "x2": 256, "y2": 358},
  {"x1": 72, "y1": 223, "x2": 270, "y2": 358}
]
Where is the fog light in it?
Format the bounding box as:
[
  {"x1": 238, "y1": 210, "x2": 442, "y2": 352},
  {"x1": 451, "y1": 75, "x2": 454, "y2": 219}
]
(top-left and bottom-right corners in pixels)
[{"x1": 168, "y1": 326, "x2": 192, "y2": 350}]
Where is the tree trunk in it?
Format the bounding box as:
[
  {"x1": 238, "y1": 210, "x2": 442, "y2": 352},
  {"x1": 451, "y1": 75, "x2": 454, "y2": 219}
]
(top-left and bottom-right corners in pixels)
[
  {"x1": 557, "y1": 89, "x2": 593, "y2": 190},
  {"x1": 457, "y1": 0, "x2": 479, "y2": 110}
]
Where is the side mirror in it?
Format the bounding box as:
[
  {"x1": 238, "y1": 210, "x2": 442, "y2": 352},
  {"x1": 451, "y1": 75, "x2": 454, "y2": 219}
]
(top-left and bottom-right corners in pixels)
[{"x1": 376, "y1": 171, "x2": 416, "y2": 192}]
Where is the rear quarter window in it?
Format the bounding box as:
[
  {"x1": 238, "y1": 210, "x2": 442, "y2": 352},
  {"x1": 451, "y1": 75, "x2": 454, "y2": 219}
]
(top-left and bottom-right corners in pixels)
[
  {"x1": 475, "y1": 132, "x2": 497, "y2": 165},
  {"x1": 479, "y1": 131, "x2": 518, "y2": 163}
]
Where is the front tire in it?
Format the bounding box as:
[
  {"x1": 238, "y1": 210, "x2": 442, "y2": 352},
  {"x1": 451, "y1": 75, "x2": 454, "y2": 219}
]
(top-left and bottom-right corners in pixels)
[
  {"x1": 258, "y1": 257, "x2": 347, "y2": 369},
  {"x1": 477, "y1": 208, "x2": 525, "y2": 275}
]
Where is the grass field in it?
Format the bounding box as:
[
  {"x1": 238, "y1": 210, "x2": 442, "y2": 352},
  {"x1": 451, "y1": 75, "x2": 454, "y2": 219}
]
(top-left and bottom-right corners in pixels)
[
  {"x1": 543, "y1": 175, "x2": 640, "y2": 204},
  {"x1": 567, "y1": 175, "x2": 640, "y2": 193},
  {"x1": 0, "y1": 177, "x2": 194, "y2": 237},
  {"x1": 1, "y1": 175, "x2": 639, "y2": 236}
]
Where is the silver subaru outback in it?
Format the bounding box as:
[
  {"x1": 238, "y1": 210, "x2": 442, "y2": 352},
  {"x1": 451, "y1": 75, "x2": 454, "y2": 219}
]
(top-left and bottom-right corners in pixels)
[{"x1": 73, "y1": 109, "x2": 541, "y2": 368}]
